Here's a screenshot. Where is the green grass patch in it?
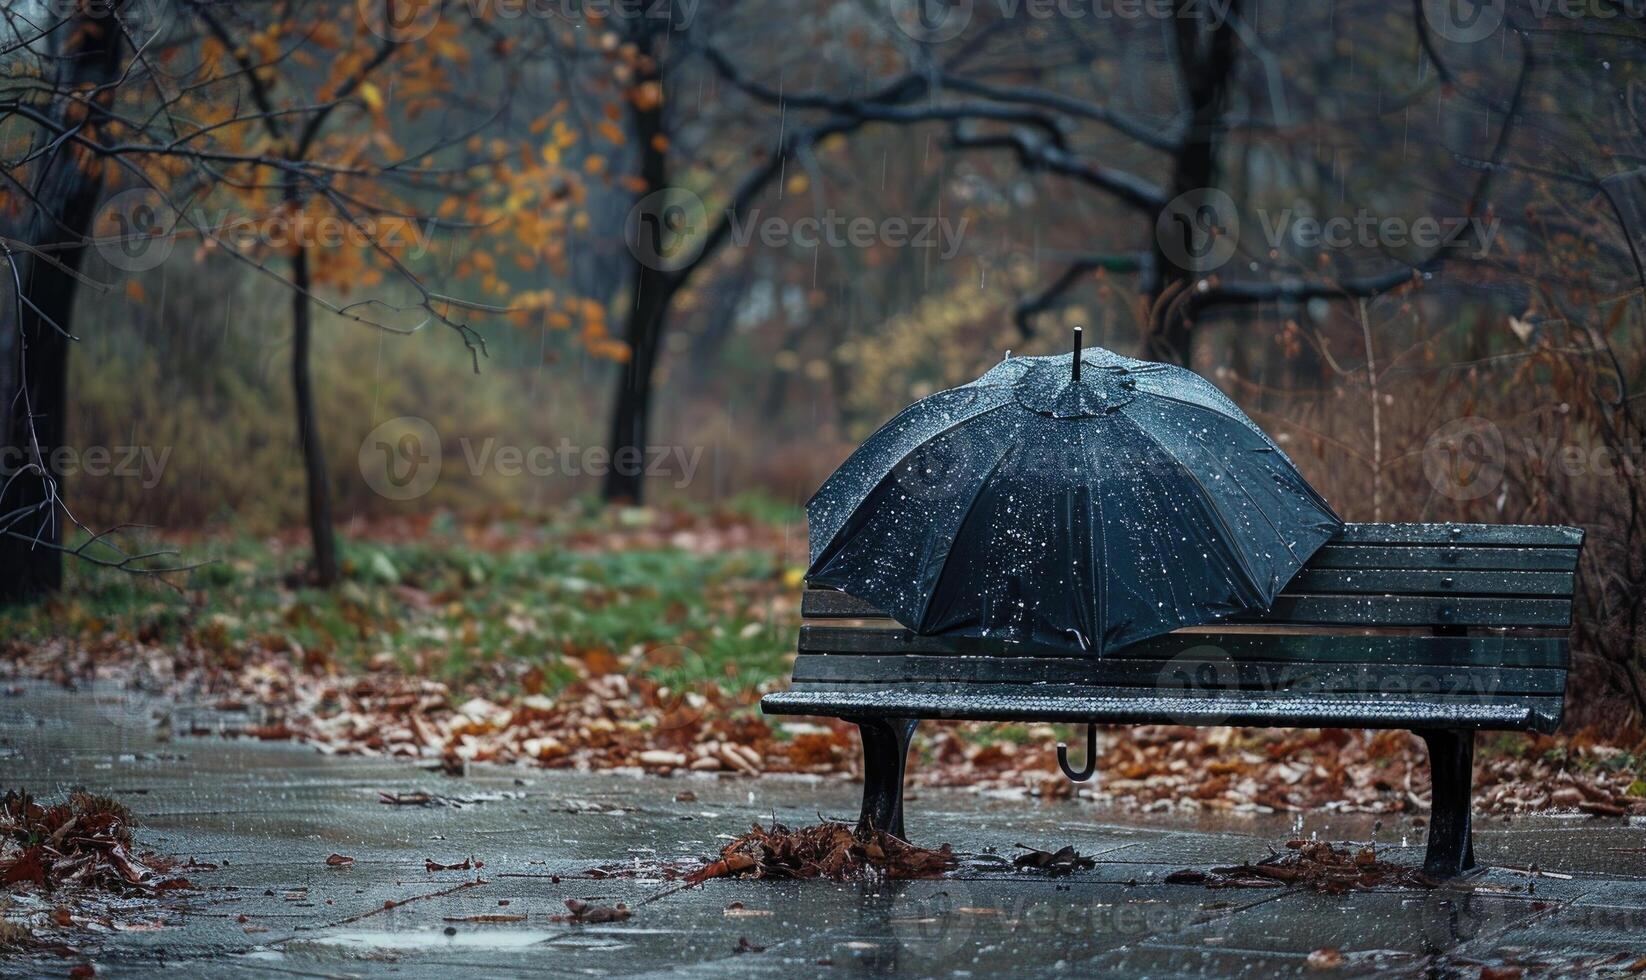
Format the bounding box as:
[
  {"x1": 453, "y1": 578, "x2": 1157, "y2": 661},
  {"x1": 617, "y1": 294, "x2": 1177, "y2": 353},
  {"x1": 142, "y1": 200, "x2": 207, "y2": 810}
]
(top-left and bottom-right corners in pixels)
[{"x1": 2, "y1": 526, "x2": 797, "y2": 699}]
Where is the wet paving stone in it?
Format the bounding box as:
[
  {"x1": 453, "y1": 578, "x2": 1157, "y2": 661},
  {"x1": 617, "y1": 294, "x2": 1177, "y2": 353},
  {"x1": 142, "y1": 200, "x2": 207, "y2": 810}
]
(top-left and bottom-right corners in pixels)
[{"x1": 3, "y1": 681, "x2": 1643, "y2": 978}]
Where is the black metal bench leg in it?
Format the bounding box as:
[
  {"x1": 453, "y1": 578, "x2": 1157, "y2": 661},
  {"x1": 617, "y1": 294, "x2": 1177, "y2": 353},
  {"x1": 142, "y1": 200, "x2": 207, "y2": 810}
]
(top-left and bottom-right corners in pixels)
[
  {"x1": 1419, "y1": 729, "x2": 1477, "y2": 878},
  {"x1": 855, "y1": 717, "x2": 919, "y2": 839}
]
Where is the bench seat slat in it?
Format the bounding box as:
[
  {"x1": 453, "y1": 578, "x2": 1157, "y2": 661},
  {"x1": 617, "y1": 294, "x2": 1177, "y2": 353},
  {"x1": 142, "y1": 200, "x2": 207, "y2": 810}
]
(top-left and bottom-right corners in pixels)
[
  {"x1": 801, "y1": 590, "x2": 1570, "y2": 628},
  {"x1": 1290, "y1": 569, "x2": 1573, "y2": 597},
  {"x1": 761, "y1": 687, "x2": 1563, "y2": 733},
  {"x1": 1333, "y1": 523, "x2": 1583, "y2": 547},
  {"x1": 791, "y1": 654, "x2": 1565, "y2": 696},
  {"x1": 1242, "y1": 596, "x2": 1570, "y2": 628},
  {"x1": 800, "y1": 627, "x2": 1570, "y2": 668},
  {"x1": 1309, "y1": 545, "x2": 1579, "y2": 572}
]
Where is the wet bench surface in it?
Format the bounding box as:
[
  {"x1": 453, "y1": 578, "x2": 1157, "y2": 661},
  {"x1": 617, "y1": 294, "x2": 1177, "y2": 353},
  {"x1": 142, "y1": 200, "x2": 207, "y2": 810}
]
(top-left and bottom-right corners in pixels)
[{"x1": 763, "y1": 522, "x2": 1584, "y2": 878}]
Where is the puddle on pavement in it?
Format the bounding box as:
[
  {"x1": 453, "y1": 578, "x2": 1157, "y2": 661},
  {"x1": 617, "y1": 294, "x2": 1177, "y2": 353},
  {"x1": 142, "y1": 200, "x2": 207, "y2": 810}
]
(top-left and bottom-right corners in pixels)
[{"x1": 299, "y1": 928, "x2": 559, "y2": 950}]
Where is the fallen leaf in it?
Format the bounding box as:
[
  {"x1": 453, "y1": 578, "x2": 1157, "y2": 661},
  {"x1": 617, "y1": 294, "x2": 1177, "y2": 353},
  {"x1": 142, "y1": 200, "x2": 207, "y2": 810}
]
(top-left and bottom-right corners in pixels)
[
  {"x1": 1012, "y1": 844, "x2": 1096, "y2": 877},
  {"x1": 724, "y1": 903, "x2": 773, "y2": 918},
  {"x1": 380, "y1": 791, "x2": 435, "y2": 806},
  {"x1": 1, "y1": 847, "x2": 48, "y2": 888},
  {"x1": 552, "y1": 899, "x2": 631, "y2": 924}
]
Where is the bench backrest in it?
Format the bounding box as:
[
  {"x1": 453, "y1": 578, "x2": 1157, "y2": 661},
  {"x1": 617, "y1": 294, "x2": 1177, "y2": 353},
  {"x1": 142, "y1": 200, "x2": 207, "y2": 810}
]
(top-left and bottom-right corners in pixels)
[
  {"x1": 804, "y1": 523, "x2": 1581, "y2": 632},
  {"x1": 789, "y1": 523, "x2": 1583, "y2": 732}
]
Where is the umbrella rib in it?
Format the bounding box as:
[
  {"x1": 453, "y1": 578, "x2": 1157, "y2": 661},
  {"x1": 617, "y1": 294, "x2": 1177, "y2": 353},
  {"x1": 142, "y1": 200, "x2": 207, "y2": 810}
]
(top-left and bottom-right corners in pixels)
[
  {"x1": 1132, "y1": 388, "x2": 1282, "y2": 456},
  {"x1": 910, "y1": 435, "x2": 1021, "y2": 633},
  {"x1": 807, "y1": 398, "x2": 1017, "y2": 570},
  {"x1": 806, "y1": 383, "x2": 1022, "y2": 509},
  {"x1": 1142, "y1": 398, "x2": 1339, "y2": 569},
  {"x1": 1199, "y1": 443, "x2": 1323, "y2": 576},
  {"x1": 1110, "y1": 411, "x2": 1269, "y2": 606},
  {"x1": 1081, "y1": 424, "x2": 1110, "y2": 654}
]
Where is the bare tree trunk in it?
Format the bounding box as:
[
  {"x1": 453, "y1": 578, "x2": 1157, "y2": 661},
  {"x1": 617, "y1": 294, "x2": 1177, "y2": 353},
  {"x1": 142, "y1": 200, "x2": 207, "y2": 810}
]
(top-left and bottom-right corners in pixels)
[
  {"x1": 604, "y1": 270, "x2": 675, "y2": 504},
  {"x1": 290, "y1": 244, "x2": 338, "y2": 585},
  {"x1": 603, "y1": 27, "x2": 670, "y2": 505},
  {"x1": 0, "y1": 14, "x2": 124, "y2": 603},
  {"x1": 1143, "y1": 0, "x2": 1243, "y2": 366}
]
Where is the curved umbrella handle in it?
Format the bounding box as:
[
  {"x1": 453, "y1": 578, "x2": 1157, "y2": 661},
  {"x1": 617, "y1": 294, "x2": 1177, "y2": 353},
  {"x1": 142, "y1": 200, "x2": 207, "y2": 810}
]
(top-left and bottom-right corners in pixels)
[{"x1": 1056, "y1": 724, "x2": 1098, "y2": 782}]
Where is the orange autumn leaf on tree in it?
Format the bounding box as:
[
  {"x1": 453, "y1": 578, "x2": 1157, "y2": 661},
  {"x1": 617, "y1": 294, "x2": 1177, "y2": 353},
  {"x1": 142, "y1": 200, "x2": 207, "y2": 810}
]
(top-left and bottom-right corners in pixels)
[{"x1": 629, "y1": 81, "x2": 662, "y2": 111}]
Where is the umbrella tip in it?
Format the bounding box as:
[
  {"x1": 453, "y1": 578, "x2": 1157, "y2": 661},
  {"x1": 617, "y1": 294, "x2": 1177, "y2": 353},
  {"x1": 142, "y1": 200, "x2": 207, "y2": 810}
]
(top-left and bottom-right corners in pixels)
[
  {"x1": 1003, "y1": 348, "x2": 1012, "y2": 361},
  {"x1": 1071, "y1": 325, "x2": 1084, "y2": 380}
]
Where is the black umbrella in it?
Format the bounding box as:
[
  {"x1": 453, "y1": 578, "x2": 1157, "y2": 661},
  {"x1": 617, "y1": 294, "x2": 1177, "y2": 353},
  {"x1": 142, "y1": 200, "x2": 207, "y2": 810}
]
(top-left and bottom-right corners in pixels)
[{"x1": 806, "y1": 329, "x2": 1342, "y2": 655}]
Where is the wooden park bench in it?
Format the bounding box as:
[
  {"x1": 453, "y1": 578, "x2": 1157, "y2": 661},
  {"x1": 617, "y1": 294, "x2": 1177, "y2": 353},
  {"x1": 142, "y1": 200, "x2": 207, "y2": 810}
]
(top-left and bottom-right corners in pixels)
[{"x1": 762, "y1": 522, "x2": 1584, "y2": 878}]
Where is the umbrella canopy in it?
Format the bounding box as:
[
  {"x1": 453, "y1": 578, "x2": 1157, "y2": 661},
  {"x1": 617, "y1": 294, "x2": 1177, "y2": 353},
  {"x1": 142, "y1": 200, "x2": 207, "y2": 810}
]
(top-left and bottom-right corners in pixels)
[{"x1": 806, "y1": 338, "x2": 1342, "y2": 655}]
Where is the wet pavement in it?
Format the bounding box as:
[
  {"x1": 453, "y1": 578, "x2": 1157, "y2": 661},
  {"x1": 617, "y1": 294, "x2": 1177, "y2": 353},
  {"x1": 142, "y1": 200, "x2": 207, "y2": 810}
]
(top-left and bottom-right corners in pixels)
[{"x1": 3, "y1": 680, "x2": 1644, "y2": 978}]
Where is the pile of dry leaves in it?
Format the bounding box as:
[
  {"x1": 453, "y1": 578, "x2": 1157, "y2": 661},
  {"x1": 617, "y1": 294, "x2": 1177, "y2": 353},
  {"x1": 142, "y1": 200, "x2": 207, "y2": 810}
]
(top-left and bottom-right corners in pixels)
[
  {"x1": 1164, "y1": 838, "x2": 1435, "y2": 894},
  {"x1": 1, "y1": 790, "x2": 196, "y2": 895},
  {"x1": 686, "y1": 822, "x2": 956, "y2": 884}
]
